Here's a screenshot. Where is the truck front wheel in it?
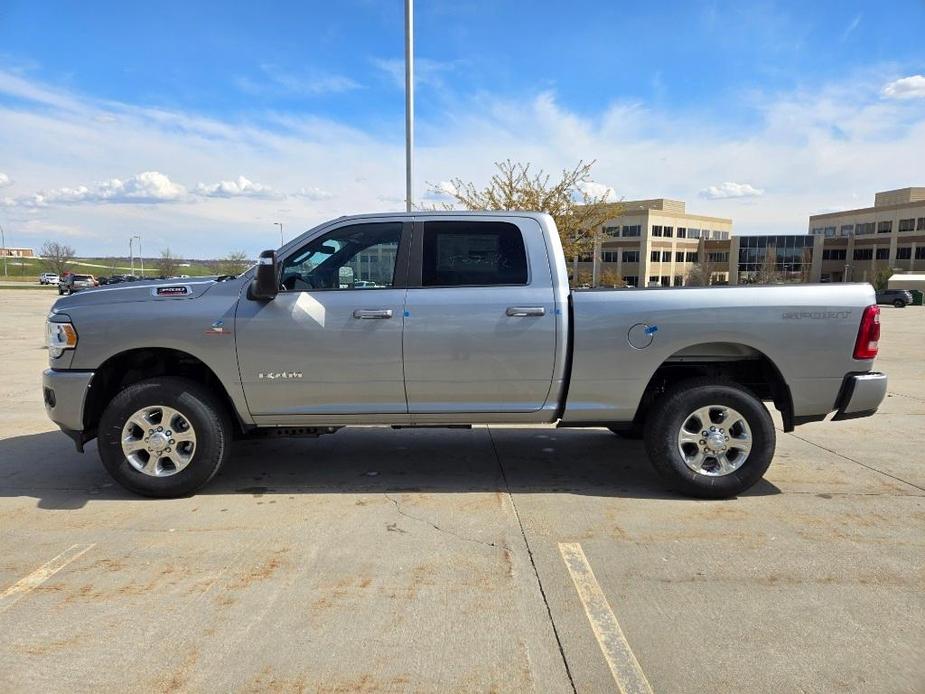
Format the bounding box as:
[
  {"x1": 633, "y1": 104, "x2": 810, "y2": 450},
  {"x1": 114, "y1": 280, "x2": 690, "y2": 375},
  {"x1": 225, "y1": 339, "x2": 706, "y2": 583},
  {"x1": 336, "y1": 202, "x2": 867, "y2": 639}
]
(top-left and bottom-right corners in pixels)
[
  {"x1": 98, "y1": 377, "x2": 231, "y2": 497},
  {"x1": 643, "y1": 378, "x2": 775, "y2": 499}
]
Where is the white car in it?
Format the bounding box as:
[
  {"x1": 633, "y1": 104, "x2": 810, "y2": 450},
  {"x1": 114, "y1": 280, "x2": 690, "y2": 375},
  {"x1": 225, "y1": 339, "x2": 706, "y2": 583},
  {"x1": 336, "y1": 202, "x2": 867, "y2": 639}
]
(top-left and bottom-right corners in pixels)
[{"x1": 40, "y1": 273, "x2": 59, "y2": 285}]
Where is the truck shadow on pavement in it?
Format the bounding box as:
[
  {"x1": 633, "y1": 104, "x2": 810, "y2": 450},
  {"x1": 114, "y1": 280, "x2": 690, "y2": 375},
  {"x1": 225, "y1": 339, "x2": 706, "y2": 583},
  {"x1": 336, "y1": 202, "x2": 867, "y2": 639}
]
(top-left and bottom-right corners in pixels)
[{"x1": 0, "y1": 427, "x2": 780, "y2": 509}]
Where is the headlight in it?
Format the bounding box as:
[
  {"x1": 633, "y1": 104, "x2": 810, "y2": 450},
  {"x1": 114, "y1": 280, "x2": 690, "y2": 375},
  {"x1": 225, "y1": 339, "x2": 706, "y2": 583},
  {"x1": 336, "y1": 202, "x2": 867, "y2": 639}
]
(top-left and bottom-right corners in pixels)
[{"x1": 47, "y1": 318, "x2": 78, "y2": 359}]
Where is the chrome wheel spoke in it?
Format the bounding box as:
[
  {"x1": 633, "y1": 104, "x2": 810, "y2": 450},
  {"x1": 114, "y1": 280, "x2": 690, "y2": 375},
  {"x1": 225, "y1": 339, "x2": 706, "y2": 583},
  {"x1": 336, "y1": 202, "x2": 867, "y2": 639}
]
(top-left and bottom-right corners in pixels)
[
  {"x1": 678, "y1": 429, "x2": 701, "y2": 445},
  {"x1": 685, "y1": 449, "x2": 706, "y2": 472},
  {"x1": 172, "y1": 429, "x2": 195, "y2": 443},
  {"x1": 692, "y1": 406, "x2": 716, "y2": 428},
  {"x1": 122, "y1": 438, "x2": 146, "y2": 454},
  {"x1": 142, "y1": 455, "x2": 160, "y2": 475},
  {"x1": 730, "y1": 435, "x2": 752, "y2": 453},
  {"x1": 716, "y1": 453, "x2": 735, "y2": 475}
]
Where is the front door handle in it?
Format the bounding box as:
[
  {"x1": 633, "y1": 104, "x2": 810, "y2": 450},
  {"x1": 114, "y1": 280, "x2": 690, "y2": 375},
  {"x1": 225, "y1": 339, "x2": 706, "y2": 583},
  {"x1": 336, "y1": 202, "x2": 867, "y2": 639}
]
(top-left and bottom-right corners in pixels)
[
  {"x1": 506, "y1": 306, "x2": 545, "y2": 317},
  {"x1": 353, "y1": 308, "x2": 393, "y2": 319}
]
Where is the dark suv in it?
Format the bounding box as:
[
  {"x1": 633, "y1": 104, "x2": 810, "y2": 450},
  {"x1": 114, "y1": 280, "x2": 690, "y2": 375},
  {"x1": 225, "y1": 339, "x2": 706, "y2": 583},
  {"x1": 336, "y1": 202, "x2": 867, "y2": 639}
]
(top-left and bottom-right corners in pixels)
[{"x1": 875, "y1": 289, "x2": 913, "y2": 308}]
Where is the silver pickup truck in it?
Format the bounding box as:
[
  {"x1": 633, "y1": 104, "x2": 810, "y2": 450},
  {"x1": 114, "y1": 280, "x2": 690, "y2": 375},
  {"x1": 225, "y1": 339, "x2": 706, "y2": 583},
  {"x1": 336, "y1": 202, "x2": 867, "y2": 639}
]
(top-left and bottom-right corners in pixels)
[{"x1": 43, "y1": 212, "x2": 887, "y2": 499}]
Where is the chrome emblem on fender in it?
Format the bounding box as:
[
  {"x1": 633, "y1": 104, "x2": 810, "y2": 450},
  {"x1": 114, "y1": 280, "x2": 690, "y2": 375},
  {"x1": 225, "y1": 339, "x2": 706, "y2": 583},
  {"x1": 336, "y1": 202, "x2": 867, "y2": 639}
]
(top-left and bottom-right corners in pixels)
[{"x1": 258, "y1": 371, "x2": 304, "y2": 380}]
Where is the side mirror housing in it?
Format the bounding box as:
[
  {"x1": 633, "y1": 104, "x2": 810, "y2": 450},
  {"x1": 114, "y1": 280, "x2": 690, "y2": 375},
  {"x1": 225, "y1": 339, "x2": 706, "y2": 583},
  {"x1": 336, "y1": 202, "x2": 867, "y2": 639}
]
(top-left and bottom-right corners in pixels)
[{"x1": 250, "y1": 250, "x2": 279, "y2": 300}]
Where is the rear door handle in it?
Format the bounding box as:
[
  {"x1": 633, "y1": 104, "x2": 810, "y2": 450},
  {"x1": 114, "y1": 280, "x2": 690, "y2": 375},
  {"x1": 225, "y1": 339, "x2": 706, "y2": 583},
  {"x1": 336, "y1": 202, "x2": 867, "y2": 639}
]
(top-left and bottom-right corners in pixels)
[
  {"x1": 505, "y1": 306, "x2": 545, "y2": 317},
  {"x1": 353, "y1": 309, "x2": 393, "y2": 319}
]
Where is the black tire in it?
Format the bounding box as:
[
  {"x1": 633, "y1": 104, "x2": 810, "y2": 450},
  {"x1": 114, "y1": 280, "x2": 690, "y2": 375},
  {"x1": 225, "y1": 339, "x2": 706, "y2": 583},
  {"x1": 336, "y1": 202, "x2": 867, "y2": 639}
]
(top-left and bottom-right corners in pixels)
[
  {"x1": 643, "y1": 378, "x2": 775, "y2": 499},
  {"x1": 607, "y1": 424, "x2": 643, "y2": 439},
  {"x1": 893, "y1": 299, "x2": 906, "y2": 308},
  {"x1": 58, "y1": 288, "x2": 64, "y2": 295},
  {"x1": 98, "y1": 377, "x2": 231, "y2": 498}
]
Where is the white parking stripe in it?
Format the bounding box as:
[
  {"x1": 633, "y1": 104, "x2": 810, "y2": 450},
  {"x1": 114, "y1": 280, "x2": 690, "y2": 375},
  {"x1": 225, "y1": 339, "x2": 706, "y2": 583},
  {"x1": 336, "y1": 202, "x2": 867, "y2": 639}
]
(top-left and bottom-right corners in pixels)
[
  {"x1": 559, "y1": 542, "x2": 654, "y2": 694},
  {"x1": 0, "y1": 544, "x2": 95, "y2": 614}
]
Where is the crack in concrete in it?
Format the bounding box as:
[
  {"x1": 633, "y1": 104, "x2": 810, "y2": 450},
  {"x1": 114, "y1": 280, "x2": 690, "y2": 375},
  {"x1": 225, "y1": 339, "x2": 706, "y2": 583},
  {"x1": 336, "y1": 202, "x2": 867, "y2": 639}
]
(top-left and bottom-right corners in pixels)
[
  {"x1": 383, "y1": 493, "x2": 508, "y2": 550},
  {"x1": 487, "y1": 426, "x2": 578, "y2": 694},
  {"x1": 785, "y1": 431, "x2": 925, "y2": 493}
]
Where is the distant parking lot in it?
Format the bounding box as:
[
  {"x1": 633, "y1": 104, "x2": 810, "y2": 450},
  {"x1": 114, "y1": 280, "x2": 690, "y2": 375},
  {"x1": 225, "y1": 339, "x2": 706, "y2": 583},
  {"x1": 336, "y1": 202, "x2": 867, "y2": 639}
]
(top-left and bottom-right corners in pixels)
[{"x1": 0, "y1": 288, "x2": 922, "y2": 692}]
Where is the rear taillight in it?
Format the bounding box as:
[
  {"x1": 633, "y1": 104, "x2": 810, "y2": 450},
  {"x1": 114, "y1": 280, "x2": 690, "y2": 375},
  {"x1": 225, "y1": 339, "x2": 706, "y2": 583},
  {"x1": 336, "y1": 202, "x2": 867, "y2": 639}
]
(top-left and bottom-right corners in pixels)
[{"x1": 853, "y1": 304, "x2": 880, "y2": 360}]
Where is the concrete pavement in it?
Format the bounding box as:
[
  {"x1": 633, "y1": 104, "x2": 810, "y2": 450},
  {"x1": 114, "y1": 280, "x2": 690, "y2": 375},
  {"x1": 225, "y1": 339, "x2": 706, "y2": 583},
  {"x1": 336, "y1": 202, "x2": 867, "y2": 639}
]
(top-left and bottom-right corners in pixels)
[{"x1": 0, "y1": 289, "x2": 922, "y2": 692}]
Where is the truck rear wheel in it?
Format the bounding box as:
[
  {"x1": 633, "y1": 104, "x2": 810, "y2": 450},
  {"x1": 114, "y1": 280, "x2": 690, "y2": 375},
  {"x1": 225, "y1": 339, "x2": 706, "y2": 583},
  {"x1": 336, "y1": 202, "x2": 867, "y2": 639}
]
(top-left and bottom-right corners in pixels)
[
  {"x1": 98, "y1": 377, "x2": 231, "y2": 498},
  {"x1": 643, "y1": 378, "x2": 775, "y2": 499}
]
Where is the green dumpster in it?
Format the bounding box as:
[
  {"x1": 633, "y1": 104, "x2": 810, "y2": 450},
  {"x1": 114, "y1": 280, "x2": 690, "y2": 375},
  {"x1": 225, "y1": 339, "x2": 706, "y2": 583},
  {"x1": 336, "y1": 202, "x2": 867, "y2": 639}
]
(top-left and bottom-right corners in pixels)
[{"x1": 911, "y1": 290, "x2": 923, "y2": 306}]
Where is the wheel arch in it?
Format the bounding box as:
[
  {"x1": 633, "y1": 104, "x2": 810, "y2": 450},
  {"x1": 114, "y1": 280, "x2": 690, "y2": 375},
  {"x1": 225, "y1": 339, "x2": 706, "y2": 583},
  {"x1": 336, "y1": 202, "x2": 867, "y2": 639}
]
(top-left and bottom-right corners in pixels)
[
  {"x1": 84, "y1": 347, "x2": 247, "y2": 436},
  {"x1": 634, "y1": 341, "x2": 796, "y2": 432}
]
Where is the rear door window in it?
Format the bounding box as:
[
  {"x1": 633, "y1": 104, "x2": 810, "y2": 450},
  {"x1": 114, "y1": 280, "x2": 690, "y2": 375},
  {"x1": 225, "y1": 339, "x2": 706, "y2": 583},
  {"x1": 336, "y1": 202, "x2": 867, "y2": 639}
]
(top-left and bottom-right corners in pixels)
[{"x1": 420, "y1": 221, "x2": 528, "y2": 287}]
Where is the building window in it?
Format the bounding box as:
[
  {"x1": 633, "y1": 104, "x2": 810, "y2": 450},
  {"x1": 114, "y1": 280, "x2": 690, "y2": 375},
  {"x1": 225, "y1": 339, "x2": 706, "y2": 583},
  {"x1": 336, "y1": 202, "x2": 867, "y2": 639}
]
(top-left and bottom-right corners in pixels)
[
  {"x1": 916, "y1": 247, "x2": 925, "y2": 260},
  {"x1": 716, "y1": 231, "x2": 729, "y2": 240},
  {"x1": 687, "y1": 228, "x2": 701, "y2": 238},
  {"x1": 622, "y1": 225, "x2": 641, "y2": 237},
  {"x1": 648, "y1": 275, "x2": 660, "y2": 285},
  {"x1": 856, "y1": 222, "x2": 875, "y2": 235},
  {"x1": 677, "y1": 227, "x2": 687, "y2": 238},
  {"x1": 673, "y1": 275, "x2": 683, "y2": 287},
  {"x1": 602, "y1": 251, "x2": 619, "y2": 262},
  {"x1": 812, "y1": 227, "x2": 825, "y2": 235},
  {"x1": 578, "y1": 254, "x2": 592, "y2": 262},
  {"x1": 875, "y1": 248, "x2": 890, "y2": 260},
  {"x1": 650, "y1": 250, "x2": 660, "y2": 262},
  {"x1": 685, "y1": 252, "x2": 698, "y2": 262},
  {"x1": 917, "y1": 217, "x2": 925, "y2": 231},
  {"x1": 840, "y1": 225, "x2": 854, "y2": 236},
  {"x1": 661, "y1": 251, "x2": 672, "y2": 262},
  {"x1": 652, "y1": 225, "x2": 663, "y2": 237},
  {"x1": 877, "y1": 221, "x2": 892, "y2": 234},
  {"x1": 622, "y1": 250, "x2": 639, "y2": 263},
  {"x1": 896, "y1": 247, "x2": 912, "y2": 260},
  {"x1": 707, "y1": 252, "x2": 728, "y2": 263},
  {"x1": 898, "y1": 218, "x2": 915, "y2": 232},
  {"x1": 824, "y1": 227, "x2": 836, "y2": 237},
  {"x1": 822, "y1": 249, "x2": 847, "y2": 261},
  {"x1": 623, "y1": 275, "x2": 638, "y2": 287},
  {"x1": 603, "y1": 225, "x2": 621, "y2": 237},
  {"x1": 675, "y1": 251, "x2": 685, "y2": 262},
  {"x1": 663, "y1": 226, "x2": 674, "y2": 238},
  {"x1": 660, "y1": 275, "x2": 671, "y2": 286},
  {"x1": 854, "y1": 248, "x2": 873, "y2": 260}
]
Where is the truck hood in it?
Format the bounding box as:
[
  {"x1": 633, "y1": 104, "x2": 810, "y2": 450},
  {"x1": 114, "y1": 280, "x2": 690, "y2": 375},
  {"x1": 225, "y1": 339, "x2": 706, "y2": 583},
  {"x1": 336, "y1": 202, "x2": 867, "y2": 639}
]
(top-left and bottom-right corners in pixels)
[{"x1": 52, "y1": 278, "x2": 227, "y2": 310}]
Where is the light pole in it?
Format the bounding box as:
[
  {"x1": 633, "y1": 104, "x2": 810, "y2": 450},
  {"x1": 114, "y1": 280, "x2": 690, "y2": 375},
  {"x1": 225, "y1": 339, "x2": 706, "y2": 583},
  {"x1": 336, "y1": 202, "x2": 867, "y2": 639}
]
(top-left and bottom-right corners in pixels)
[
  {"x1": 405, "y1": 0, "x2": 413, "y2": 212},
  {"x1": 129, "y1": 237, "x2": 135, "y2": 276},
  {"x1": 274, "y1": 222, "x2": 284, "y2": 247},
  {"x1": 0, "y1": 223, "x2": 8, "y2": 277},
  {"x1": 133, "y1": 235, "x2": 143, "y2": 277}
]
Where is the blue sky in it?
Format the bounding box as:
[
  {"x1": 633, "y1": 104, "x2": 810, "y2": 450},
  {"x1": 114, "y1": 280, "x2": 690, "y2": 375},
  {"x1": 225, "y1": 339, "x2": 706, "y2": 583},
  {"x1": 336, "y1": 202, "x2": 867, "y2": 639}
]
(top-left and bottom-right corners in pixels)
[{"x1": 1, "y1": 0, "x2": 924, "y2": 256}]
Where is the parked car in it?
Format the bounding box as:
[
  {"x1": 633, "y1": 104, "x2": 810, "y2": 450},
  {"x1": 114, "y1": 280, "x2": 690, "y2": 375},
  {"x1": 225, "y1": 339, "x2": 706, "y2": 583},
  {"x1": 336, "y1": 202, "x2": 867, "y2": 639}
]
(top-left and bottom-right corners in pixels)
[
  {"x1": 58, "y1": 274, "x2": 96, "y2": 295},
  {"x1": 97, "y1": 276, "x2": 110, "y2": 285},
  {"x1": 39, "y1": 272, "x2": 59, "y2": 285},
  {"x1": 43, "y1": 212, "x2": 887, "y2": 499},
  {"x1": 875, "y1": 289, "x2": 913, "y2": 308}
]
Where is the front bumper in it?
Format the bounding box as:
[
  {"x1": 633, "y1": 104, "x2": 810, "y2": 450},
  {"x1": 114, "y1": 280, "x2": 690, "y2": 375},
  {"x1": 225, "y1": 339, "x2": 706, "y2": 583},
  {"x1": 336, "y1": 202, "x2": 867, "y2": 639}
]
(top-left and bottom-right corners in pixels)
[
  {"x1": 43, "y1": 369, "x2": 94, "y2": 442},
  {"x1": 832, "y1": 372, "x2": 887, "y2": 421}
]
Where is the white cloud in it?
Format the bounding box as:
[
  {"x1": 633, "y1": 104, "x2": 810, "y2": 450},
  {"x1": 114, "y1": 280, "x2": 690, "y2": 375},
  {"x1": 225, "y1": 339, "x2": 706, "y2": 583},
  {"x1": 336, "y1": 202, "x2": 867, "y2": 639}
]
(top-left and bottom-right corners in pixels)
[
  {"x1": 881, "y1": 75, "x2": 925, "y2": 100},
  {"x1": 294, "y1": 186, "x2": 335, "y2": 201},
  {"x1": 0, "y1": 172, "x2": 11, "y2": 188},
  {"x1": 236, "y1": 65, "x2": 361, "y2": 97},
  {"x1": 576, "y1": 180, "x2": 618, "y2": 202},
  {"x1": 16, "y1": 171, "x2": 187, "y2": 207},
  {"x1": 1, "y1": 66, "x2": 923, "y2": 254},
  {"x1": 195, "y1": 175, "x2": 281, "y2": 199},
  {"x1": 699, "y1": 182, "x2": 765, "y2": 199}
]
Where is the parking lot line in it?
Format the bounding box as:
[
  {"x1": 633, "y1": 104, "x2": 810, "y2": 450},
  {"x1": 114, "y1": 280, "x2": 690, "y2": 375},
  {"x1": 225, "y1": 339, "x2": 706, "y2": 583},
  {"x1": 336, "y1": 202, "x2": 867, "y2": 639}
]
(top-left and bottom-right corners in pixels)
[
  {"x1": 559, "y1": 542, "x2": 653, "y2": 694},
  {"x1": 0, "y1": 543, "x2": 95, "y2": 614}
]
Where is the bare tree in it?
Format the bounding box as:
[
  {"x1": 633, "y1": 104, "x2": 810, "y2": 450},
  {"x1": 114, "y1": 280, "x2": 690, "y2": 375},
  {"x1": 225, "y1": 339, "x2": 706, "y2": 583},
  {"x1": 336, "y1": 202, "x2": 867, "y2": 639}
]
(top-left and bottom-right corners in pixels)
[
  {"x1": 429, "y1": 159, "x2": 621, "y2": 280},
  {"x1": 40, "y1": 241, "x2": 77, "y2": 277},
  {"x1": 685, "y1": 261, "x2": 717, "y2": 287},
  {"x1": 156, "y1": 248, "x2": 180, "y2": 277},
  {"x1": 218, "y1": 251, "x2": 251, "y2": 276},
  {"x1": 753, "y1": 246, "x2": 782, "y2": 284}
]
